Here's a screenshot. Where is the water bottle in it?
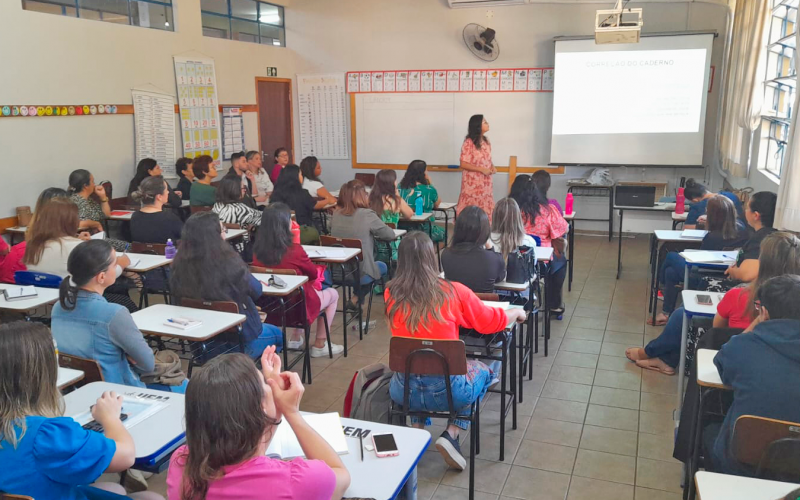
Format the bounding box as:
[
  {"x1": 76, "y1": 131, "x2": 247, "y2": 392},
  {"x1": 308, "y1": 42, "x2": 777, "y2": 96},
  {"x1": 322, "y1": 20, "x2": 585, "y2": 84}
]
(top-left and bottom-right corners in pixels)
[
  {"x1": 290, "y1": 220, "x2": 301, "y2": 244},
  {"x1": 565, "y1": 193, "x2": 574, "y2": 216},
  {"x1": 165, "y1": 239, "x2": 177, "y2": 259},
  {"x1": 415, "y1": 192, "x2": 423, "y2": 216},
  {"x1": 676, "y1": 188, "x2": 685, "y2": 215}
]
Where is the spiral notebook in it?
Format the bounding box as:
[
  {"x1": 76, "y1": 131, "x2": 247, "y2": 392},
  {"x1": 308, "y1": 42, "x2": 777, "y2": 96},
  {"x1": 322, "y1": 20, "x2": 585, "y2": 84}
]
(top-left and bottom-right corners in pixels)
[{"x1": 266, "y1": 412, "x2": 348, "y2": 459}]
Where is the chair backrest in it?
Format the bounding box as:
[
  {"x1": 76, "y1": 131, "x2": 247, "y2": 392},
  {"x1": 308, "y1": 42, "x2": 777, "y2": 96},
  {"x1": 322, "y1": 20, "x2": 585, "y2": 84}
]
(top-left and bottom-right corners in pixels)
[
  {"x1": 100, "y1": 181, "x2": 113, "y2": 200},
  {"x1": 190, "y1": 205, "x2": 212, "y2": 214},
  {"x1": 529, "y1": 234, "x2": 542, "y2": 246},
  {"x1": 180, "y1": 298, "x2": 239, "y2": 314},
  {"x1": 59, "y1": 354, "x2": 104, "y2": 386},
  {"x1": 385, "y1": 222, "x2": 397, "y2": 229},
  {"x1": 249, "y1": 265, "x2": 298, "y2": 276},
  {"x1": 475, "y1": 292, "x2": 500, "y2": 302},
  {"x1": 14, "y1": 271, "x2": 62, "y2": 289},
  {"x1": 732, "y1": 415, "x2": 800, "y2": 475},
  {"x1": 223, "y1": 222, "x2": 241, "y2": 230},
  {"x1": 355, "y1": 173, "x2": 375, "y2": 187},
  {"x1": 389, "y1": 337, "x2": 467, "y2": 376},
  {"x1": 319, "y1": 235, "x2": 364, "y2": 262},
  {"x1": 130, "y1": 242, "x2": 167, "y2": 255}
]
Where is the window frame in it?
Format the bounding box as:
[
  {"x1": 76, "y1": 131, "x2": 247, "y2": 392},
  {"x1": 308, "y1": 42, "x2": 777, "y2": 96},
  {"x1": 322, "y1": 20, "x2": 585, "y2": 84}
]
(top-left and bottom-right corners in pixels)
[
  {"x1": 200, "y1": 0, "x2": 285, "y2": 47},
  {"x1": 21, "y1": 0, "x2": 174, "y2": 31}
]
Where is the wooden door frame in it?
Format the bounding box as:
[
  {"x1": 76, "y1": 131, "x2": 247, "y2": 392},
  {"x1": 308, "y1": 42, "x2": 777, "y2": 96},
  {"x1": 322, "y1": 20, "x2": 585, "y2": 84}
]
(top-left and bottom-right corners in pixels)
[{"x1": 254, "y1": 77, "x2": 296, "y2": 163}]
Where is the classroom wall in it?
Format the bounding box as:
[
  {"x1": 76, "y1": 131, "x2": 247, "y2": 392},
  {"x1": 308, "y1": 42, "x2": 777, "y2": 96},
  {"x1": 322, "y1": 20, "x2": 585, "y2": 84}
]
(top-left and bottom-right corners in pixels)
[
  {"x1": 0, "y1": 0, "x2": 296, "y2": 217},
  {"x1": 289, "y1": 0, "x2": 731, "y2": 233}
]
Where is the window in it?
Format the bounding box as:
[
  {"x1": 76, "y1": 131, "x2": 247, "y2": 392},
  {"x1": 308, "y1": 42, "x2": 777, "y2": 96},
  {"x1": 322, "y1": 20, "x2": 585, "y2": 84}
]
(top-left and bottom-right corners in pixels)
[
  {"x1": 22, "y1": 0, "x2": 174, "y2": 31},
  {"x1": 201, "y1": 0, "x2": 285, "y2": 47},
  {"x1": 758, "y1": 0, "x2": 797, "y2": 180}
]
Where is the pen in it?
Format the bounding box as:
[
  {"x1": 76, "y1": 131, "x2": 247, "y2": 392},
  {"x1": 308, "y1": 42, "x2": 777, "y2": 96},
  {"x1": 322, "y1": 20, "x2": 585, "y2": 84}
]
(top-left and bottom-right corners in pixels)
[
  {"x1": 124, "y1": 243, "x2": 130, "y2": 254},
  {"x1": 359, "y1": 433, "x2": 364, "y2": 461}
]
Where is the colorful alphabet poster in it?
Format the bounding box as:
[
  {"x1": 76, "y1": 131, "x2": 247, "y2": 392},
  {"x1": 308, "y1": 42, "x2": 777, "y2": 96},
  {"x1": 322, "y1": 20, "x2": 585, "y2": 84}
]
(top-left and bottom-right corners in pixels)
[
  {"x1": 345, "y1": 67, "x2": 554, "y2": 93},
  {"x1": 173, "y1": 56, "x2": 222, "y2": 160}
]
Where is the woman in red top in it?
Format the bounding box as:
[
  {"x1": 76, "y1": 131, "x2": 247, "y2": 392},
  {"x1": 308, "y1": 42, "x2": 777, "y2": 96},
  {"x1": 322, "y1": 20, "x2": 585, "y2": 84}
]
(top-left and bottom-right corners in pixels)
[
  {"x1": 385, "y1": 232, "x2": 526, "y2": 470},
  {"x1": 270, "y1": 147, "x2": 290, "y2": 183},
  {"x1": 456, "y1": 115, "x2": 496, "y2": 221},
  {"x1": 509, "y1": 176, "x2": 569, "y2": 316},
  {"x1": 253, "y1": 203, "x2": 343, "y2": 358}
]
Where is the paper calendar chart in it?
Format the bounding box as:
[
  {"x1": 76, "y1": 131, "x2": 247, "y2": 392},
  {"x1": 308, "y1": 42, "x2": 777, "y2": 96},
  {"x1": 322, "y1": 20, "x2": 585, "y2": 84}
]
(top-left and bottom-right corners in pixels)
[
  {"x1": 346, "y1": 67, "x2": 554, "y2": 93},
  {"x1": 297, "y1": 74, "x2": 349, "y2": 160},
  {"x1": 131, "y1": 88, "x2": 177, "y2": 178},
  {"x1": 173, "y1": 56, "x2": 222, "y2": 161}
]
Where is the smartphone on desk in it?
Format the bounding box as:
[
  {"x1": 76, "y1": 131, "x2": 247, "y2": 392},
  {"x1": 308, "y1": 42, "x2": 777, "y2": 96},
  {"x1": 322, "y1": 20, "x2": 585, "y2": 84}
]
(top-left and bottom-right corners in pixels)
[
  {"x1": 372, "y1": 433, "x2": 399, "y2": 458},
  {"x1": 695, "y1": 294, "x2": 713, "y2": 306}
]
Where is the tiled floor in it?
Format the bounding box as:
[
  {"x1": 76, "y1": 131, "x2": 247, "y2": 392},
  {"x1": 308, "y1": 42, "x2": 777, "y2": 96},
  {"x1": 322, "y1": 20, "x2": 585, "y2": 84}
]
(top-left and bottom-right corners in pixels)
[{"x1": 141, "y1": 233, "x2": 684, "y2": 499}]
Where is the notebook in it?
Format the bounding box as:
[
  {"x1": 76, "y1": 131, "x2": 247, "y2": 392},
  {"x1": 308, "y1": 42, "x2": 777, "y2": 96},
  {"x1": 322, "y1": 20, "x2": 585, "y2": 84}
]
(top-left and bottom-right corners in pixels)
[
  {"x1": 681, "y1": 230, "x2": 706, "y2": 239},
  {"x1": 91, "y1": 231, "x2": 106, "y2": 240},
  {"x1": 2, "y1": 286, "x2": 38, "y2": 301},
  {"x1": 163, "y1": 317, "x2": 202, "y2": 330},
  {"x1": 682, "y1": 251, "x2": 737, "y2": 263},
  {"x1": 266, "y1": 412, "x2": 348, "y2": 459}
]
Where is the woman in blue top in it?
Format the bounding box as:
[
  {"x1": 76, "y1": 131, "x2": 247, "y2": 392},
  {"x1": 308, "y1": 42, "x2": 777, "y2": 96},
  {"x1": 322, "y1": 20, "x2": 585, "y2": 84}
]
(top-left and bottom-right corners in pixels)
[
  {"x1": 0, "y1": 321, "x2": 161, "y2": 499},
  {"x1": 169, "y1": 211, "x2": 283, "y2": 358},
  {"x1": 51, "y1": 240, "x2": 188, "y2": 394},
  {"x1": 683, "y1": 178, "x2": 745, "y2": 230}
]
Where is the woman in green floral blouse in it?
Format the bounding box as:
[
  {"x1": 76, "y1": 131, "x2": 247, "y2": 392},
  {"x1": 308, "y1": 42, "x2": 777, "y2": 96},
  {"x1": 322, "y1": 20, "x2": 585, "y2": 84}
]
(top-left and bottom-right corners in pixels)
[
  {"x1": 368, "y1": 169, "x2": 411, "y2": 265},
  {"x1": 398, "y1": 160, "x2": 445, "y2": 243}
]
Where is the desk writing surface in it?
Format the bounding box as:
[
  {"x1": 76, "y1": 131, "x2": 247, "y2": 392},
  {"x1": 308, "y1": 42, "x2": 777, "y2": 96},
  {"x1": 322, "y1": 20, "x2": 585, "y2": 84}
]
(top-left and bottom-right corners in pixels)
[
  {"x1": 402, "y1": 212, "x2": 433, "y2": 222},
  {"x1": 694, "y1": 471, "x2": 798, "y2": 500},
  {"x1": 6, "y1": 226, "x2": 26, "y2": 233},
  {"x1": 57, "y1": 367, "x2": 85, "y2": 389},
  {"x1": 124, "y1": 253, "x2": 172, "y2": 272},
  {"x1": 672, "y1": 211, "x2": 688, "y2": 221},
  {"x1": 224, "y1": 228, "x2": 248, "y2": 241},
  {"x1": 680, "y1": 250, "x2": 737, "y2": 265},
  {"x1": 393, "y1": 229, "x2": 407, "y2": 238},
  {"x1": 535, "y1": 247, "x2": 554, "y2": 261},
  {"x1": 654, "y1": 230, "x2": 707, "y2": 242},
  {"x1": 563, "y1": 211, "x2": 576, "y2": 220},
  {"x1": 339, "y1": 416, "x2": 431, "y2": 500},
  {"x1": 696, "y1": 349, "x2": 728, "y2": 389},
  {"x1": 132, "y1": 304, "x2": 246, "y2": 341},
  {"x1": 302, "y1": 245, "x2": 361, "y2": 262},
  {"x1": 682, "y1": 291, "x2": 723, "y2": 317},
  {"x1": 614, "y1": 203, "x2": 675, "y2": 211},
  {"x1": 435, "y1": 202, "x2": 457, "y2": 210},
  {"x1": 64, "y1": 382, "x2": 185, "y2": 461},
  {"x1": 494, "y1": 279, "x2": 531, "y2": 292},
  {"x1": 0, "y1": 284, "x2": 60, "y2": 311},
  {"x1": 181, "y1": 200, "x2": 190, "y2": 208},
  {"x1": 252, "y1": 273, "x2": 308, "y2": 296}
]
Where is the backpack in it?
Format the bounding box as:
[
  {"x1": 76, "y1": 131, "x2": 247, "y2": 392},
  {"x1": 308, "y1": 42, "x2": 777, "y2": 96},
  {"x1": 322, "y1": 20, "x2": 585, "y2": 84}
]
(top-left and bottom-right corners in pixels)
[
  {"x1": 505, "y1": 245, "x2": 537, "y2": 284},
  {"x1": 343, "y1": 362, "x2": 394, "y2": 424}
]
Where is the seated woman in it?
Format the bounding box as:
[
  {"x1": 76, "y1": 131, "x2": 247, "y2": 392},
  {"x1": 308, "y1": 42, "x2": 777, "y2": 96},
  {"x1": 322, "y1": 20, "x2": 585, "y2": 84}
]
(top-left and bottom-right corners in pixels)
[
  {"x1": 51, "y1": 240, "x2": 187, "y2": 393},
  {"x1": 130, "y1": 176, "x2": 183, "y2": 244},
  {"x1": 488, "y1": 197, "x2": 537, "y2": 285},
  {"x1": 386, "y1": 232, "x2": 526, "y2": 469},
  {"x1": 189, "y1": 155, "x2": 218, "y2": 207},
  {"x1": 170, "y1": 212, "x2": 282, "y2": 358},
  {"x1": 127, "y1": 158, "x2": 181, "y2": 207},
  {"x1": 683, "y1": 178, "x2": 745, "y2": 229},
  {"x1": 627, "y1": 231, "x2": 800, "y2": 374},
  {"x1": 270, "y1": 164, "x2": 319, "y2": 245},
  {"x1": 649, "y1": 195, "x2": 750, "y2": 326},
  {"x1": 331, "y1": 180, "x2": 396, "y2": 312},
  {"x1": 270, "y1": 147, "x2": 290, "y2": 183},
  {"x1": 719, "y1": 191, "x2": 778, "y2": 286},
  {"x1": 398, "y1": 160, "x2": 446, "y2": 243},
  {"x1": 369, "y1": 169, "x2": 412, "y2": 265},
  {"x1": 67, "y1": 169, "x2": 128, "y2": 252},
  {"x1": 0, "y1": 187, "x2": 68, "y2": 283},
  {"x1": 442, "y1": 205, "x2": 505, "y2": 294},
  {"x1": 510, "y1": 175, "x2": 569, "y2": 316},
  {"x1": 167, "y1": 351, "x2": 350, "y2": 500},
  {"x1": 531, "y1": 169, "x2": 563, "y2": 214},
  {"x1": 175, "y1": 157, "x2": 194, "y2": 201},
  {"x1": 213, "y1": 176, "x2": 263, "y2": 255},
  {"x1": 0, "y1": 321, "x2": 162, "y2": 500},
  {"x1": 300, "y1": 155, "x2": 337, "y2": 207},
  {"x1": 253, "y1": 203, "x2": 343, "y2": 357},
  {"x1": 247, "y1": 150, "x2": 273, "y2": 208}
]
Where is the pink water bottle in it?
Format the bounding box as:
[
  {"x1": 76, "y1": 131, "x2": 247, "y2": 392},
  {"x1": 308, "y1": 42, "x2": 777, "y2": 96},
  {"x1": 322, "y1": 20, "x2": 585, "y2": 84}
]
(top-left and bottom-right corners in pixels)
[
  {"x1": 565, "y1": 193, "x2": 574, "y2": 215},
  {"x1": 676, "y1": 188, "x2": 685, "y2": 215},
  {"x1": 290, "y1": 220, "x2": 301, "y2": 244}
]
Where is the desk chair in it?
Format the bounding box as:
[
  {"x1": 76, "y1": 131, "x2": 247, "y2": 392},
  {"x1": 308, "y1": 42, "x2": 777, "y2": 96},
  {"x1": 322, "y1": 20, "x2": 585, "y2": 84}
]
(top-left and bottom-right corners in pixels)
[
  {"x1": 319, "y1": 235, "x2": 380, "y2": 357},
  {"x1": 388, "y1": 337, "x2": 479, "y2": 500},
  {"x1": 378, "y1": 222, "x2": 398, "y2": 279},
  {"x1": 179, "y1": 298, "x2": 244, "y2": 376},
  {"x1": 59, "y1": 354, "x2": 104, "y2": 388},
  {"x1": 14, "y1": 271, "x2": 62, "y2": 289},
  {"x1": 732, "y1": 416, "x2": 800, "y2": 483},
  {"x1": 190, "y1": 205, "x2": 212, "y2": 214},
  {"x1": 129, "y1": 242, "x2": 171, "y2": 309},
  {"x1": 354, "y1": 173, "x2": 375, "y2": 187}
]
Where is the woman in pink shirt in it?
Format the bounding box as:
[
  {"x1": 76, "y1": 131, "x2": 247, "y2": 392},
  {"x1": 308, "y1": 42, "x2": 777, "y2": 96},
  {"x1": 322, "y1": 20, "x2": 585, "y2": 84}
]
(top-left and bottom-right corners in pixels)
[
  {"x1": 270, "y1": 147, "x2": 290, "y2": 183},
  {"x1": 167, "y1": 348, "x2": 351, "y2": 500}
]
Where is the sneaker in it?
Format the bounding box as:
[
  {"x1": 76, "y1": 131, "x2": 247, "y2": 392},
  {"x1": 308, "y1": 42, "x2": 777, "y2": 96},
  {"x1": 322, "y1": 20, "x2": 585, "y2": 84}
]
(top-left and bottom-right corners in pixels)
[
  {"x1": 435, "y1": 431, "x2": 466, "y2": 470},
  {"x1": 351, "y1": 320, "x2": 377, "y2": 331},
  {"x1": 657, "y1": 290, "x2": 664, "y2": 301},
  {"x1": 345, "y1": 301, "x2": 361, "y2": 313},
  {"x1": 287, "y1": 337, "x2": 304, "y2": 350},
  {"x1": 122, "y1": 468, "x2": 148, "y2": 492},
  {"x1": 310, "y1": 342, "x2": 344, "y2": 358}
]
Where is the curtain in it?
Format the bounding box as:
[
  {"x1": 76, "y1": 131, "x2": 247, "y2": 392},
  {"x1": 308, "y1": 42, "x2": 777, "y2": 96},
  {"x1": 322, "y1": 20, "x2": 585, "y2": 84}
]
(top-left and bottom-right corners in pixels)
[
  {"x1": 717, "y1": 0, "x2": 770, "y2": 178},
  {"x1": 774, "y1": 15, "x2": 800, "y2": 232}
]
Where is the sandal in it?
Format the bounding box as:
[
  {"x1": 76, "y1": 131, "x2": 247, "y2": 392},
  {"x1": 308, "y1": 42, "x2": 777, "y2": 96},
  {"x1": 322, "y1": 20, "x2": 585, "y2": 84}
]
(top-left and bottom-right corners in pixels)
[
  {"x1": 625, "y1": 347, "x2": 649, "y2": 362},
  {"x1": 635, "y1": 358, "x2": 675, "y2": 375}
]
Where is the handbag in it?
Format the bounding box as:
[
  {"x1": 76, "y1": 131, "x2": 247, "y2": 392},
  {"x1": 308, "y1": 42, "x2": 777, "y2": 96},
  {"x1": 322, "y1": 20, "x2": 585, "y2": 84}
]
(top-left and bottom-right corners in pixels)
[
  {"x1": 505, "y1": 245, "x2": 537, "y2": 284},
  {"x1": 140, "y1": 349, "x2": 187, "y2": 386}
]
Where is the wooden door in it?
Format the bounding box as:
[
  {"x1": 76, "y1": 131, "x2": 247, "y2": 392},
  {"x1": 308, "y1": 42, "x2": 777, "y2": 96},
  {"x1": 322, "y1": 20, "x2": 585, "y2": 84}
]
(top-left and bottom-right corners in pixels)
[{"x1": 256, "y1": 78, "x2": 294, "y2": 165}]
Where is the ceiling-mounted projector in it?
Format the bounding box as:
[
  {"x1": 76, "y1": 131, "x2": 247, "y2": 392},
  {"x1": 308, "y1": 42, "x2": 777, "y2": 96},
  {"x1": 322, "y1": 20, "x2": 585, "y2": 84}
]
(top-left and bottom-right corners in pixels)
[{"x1": 595, "y1": 0, "x2": 643, "y2": 44}]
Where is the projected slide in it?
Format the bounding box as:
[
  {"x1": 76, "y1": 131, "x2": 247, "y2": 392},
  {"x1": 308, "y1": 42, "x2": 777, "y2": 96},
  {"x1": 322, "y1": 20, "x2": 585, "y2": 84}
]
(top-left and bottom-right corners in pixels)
[{"x1": 552, "y1": 49, "x2": 707, "y2": 135}]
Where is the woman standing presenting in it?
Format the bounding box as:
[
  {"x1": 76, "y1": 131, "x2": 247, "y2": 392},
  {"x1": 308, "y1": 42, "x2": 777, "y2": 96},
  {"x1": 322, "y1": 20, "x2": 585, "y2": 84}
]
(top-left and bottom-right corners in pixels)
[{"x1": 456, "y1": 114, "x2": 496, "y2": 221}]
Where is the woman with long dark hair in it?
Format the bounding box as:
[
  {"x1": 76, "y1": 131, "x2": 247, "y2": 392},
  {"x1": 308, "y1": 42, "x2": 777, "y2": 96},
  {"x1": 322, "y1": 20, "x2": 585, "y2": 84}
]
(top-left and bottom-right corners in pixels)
[
  {"x1": 270, "y1": 164, "x2": 319, "y2": 245},
  {"x1": 253, "y1": 203, "x2": 342, "y2": 357},
  {"x1": 441, "y1": 205, "x2": 505, "y2": 293},
  {"x1": 682, "y1": 178, "x2": 745, "y2": 230},
  {"x1": 531, "y1": 169, "x2": 563, "y2": 214},
  {"x1": 509, "y1": 175, "x2": 569, "y2": 316},
  {"x1": 270, "y1": 147, "x2": 290, "y2": 183},
  {"x1": 166, "y1": 352, "x2": 350, "y2": 499},
  {"x1": 127, "y1": 158, "x2": 182, "y2": 206},
  {"x1": 170, "y1": 212, "x2": 282, "y2": 358},
  {"x1": 386, "y1": 232, "x2": 526, "y2": 470},
  {"x1": 175, "y1": 157, "x2": 194, "y2": 201},
  {"x1": 456, "y1": 114, "x2": 495, "y2": 221},
  {"x1": 398, "y1": 159, "x2": 445, "y2": 243},
  {"x1": 300, "y1": 156, "x2": 337, "y2": 208},
  {"x1": 369, "y1": 169, "x2": 412, "y2": 264}
]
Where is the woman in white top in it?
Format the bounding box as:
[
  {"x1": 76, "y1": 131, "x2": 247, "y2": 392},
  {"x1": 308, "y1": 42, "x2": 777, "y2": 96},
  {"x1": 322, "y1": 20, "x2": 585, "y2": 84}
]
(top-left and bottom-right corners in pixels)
[
  {"x1": 488, "y1": 197, "x2": 537, "y2": 261},
  {"x1": 246, "y1": 150, "x2": 273, "y2": 207},
  {"x1": 300, "y1": 156, "x2": 337, "y2": 209}
]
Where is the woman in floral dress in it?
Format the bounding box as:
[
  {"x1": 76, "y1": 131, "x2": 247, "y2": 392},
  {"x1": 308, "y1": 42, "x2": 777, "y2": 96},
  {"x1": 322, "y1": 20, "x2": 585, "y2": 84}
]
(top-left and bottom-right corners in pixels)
[{"x1": 456, "y1": 114, "x2": 496, "y2": 221}]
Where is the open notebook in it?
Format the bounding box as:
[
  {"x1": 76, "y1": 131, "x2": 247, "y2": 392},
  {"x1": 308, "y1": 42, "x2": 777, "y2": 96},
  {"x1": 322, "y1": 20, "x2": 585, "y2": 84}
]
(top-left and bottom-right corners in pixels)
[{"x1": 266, "y1": 412, "x2": 348, "y2": 459}]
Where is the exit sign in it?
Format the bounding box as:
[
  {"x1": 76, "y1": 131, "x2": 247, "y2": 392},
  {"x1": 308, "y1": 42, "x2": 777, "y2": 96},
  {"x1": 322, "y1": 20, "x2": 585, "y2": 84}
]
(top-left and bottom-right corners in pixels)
[{"x1": 267, "y1": 67, "x2": 278, "y2": 77}]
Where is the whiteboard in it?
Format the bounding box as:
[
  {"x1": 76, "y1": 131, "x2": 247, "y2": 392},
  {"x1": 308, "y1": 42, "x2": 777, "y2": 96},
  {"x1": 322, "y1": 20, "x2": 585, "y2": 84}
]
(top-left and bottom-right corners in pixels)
[{"x1": 355, "y1": 92, "x2": 551, "y2": 167}]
